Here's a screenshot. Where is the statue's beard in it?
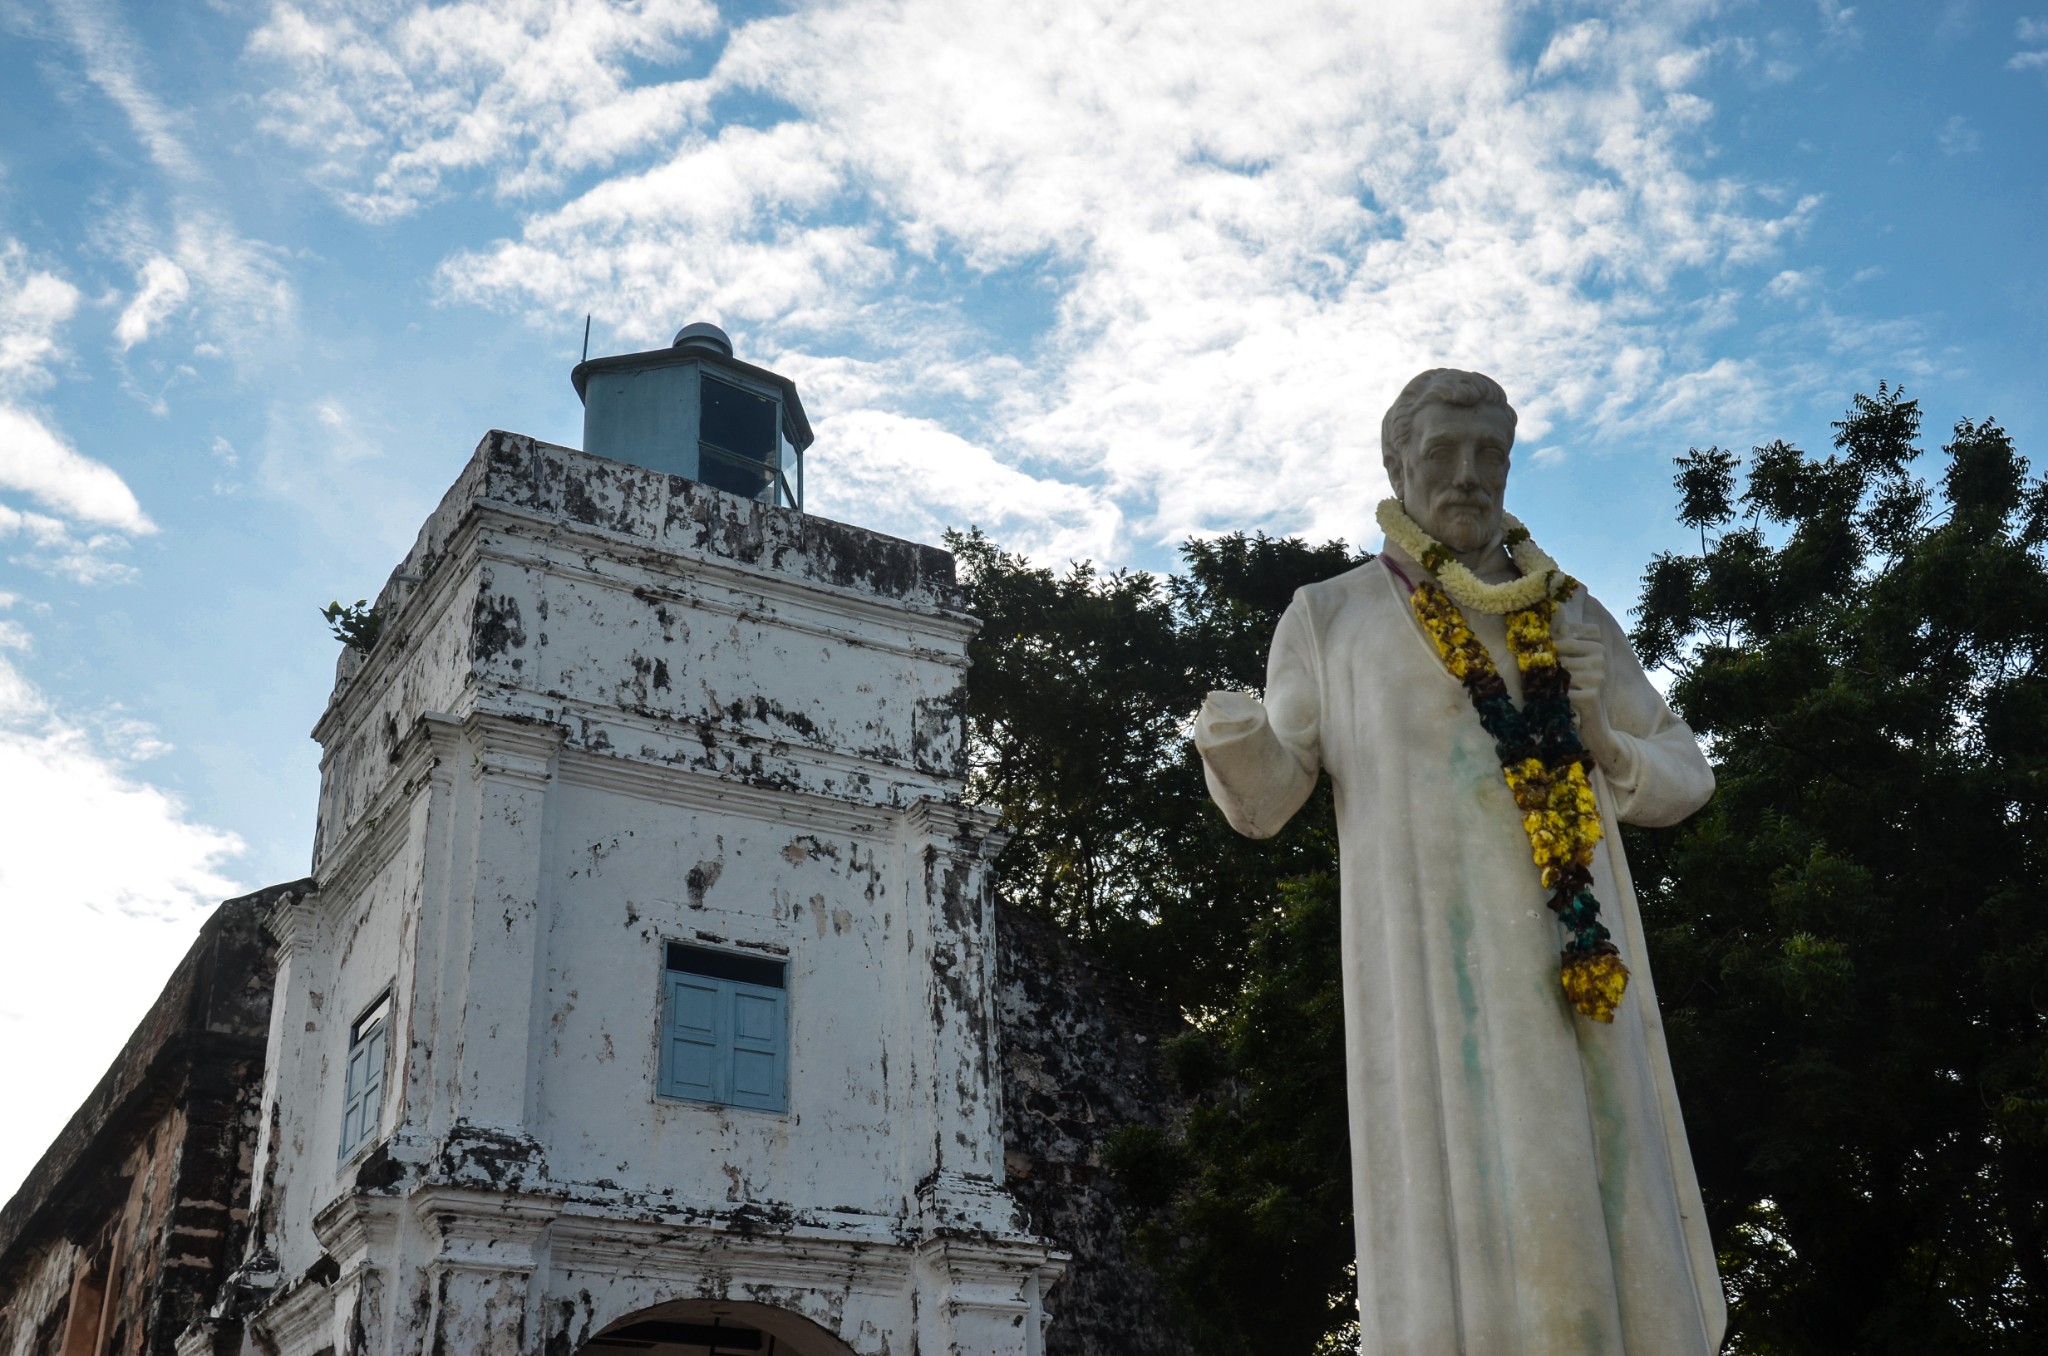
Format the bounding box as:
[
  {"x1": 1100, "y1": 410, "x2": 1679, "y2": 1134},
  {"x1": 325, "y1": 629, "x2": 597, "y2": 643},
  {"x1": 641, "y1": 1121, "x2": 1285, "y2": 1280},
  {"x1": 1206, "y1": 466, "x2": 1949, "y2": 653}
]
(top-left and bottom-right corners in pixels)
[{"x1": 1411, "y1": 501, "x2": 1502, "y2": 557}]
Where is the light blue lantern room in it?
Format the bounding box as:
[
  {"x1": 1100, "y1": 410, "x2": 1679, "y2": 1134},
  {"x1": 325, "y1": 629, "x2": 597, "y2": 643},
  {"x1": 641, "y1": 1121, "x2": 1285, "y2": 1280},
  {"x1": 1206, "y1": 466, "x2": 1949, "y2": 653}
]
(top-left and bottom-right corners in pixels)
[{"x1": 572, "y1": 321, "x2": 812, "y2": 511}]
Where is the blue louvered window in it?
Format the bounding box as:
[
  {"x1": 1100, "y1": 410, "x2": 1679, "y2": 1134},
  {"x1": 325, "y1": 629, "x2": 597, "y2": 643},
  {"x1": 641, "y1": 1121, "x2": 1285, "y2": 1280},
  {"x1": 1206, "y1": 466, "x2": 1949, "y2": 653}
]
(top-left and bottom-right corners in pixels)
[
  {"x1": 659, "y1": 944, "x2": 787, "y2": 1113},
  {"x1": 338, "y1": 993, "x2": 391, "y2": 1161}
]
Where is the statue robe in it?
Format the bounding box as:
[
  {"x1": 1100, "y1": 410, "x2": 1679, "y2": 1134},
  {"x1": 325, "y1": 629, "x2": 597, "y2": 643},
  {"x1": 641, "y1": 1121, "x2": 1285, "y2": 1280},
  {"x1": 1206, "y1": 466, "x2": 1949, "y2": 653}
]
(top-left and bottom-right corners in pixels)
[{"x1": 1195, "y1": 553, "x2": 1725, "y2": 1356}]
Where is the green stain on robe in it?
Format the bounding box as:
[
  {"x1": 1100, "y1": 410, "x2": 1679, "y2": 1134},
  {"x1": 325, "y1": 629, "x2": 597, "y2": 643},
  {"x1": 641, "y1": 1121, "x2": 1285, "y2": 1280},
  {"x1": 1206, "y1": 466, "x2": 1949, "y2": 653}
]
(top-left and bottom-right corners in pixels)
[
  {"x1": 1445, "y1": 889, "x2": 1483, "y2": 1064},
  {"x1": 1581, "y1": 1026, "x2": 1634, "y2": 1261},
  {"x1": 1444, "y1": 886, "x2": 1501, "y2": 1210}
]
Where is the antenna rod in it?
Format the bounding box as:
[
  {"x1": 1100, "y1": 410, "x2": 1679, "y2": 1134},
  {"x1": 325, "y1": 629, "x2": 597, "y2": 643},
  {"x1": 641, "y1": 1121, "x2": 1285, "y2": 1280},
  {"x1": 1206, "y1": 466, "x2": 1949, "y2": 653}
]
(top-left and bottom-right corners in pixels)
[{"x1": 581, "y1": 313, "x2": 591, "y2": 363}]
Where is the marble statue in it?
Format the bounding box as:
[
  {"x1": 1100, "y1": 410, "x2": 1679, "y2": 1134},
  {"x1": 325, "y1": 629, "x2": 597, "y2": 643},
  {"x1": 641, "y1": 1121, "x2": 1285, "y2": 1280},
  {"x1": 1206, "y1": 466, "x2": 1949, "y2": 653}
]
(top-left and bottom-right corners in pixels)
[{"x1": 1194, "y1": 370, "x2": 1725, "y2": 1355}]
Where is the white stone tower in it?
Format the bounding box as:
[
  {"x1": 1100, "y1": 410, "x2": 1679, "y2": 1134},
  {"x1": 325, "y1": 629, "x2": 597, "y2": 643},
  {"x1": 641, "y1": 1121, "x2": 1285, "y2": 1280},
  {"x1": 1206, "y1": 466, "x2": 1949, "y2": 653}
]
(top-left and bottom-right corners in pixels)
[{"x1": 210, "y1": 327, "x2": 1064, "y2": 1356}]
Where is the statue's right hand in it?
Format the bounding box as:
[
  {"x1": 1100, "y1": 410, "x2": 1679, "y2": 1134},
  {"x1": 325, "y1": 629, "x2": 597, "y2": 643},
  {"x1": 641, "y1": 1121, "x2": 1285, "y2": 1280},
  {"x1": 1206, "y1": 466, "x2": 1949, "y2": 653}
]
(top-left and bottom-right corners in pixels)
[{"x1": 1196, "y1": 690, "x2": 1266, "y2": 741}]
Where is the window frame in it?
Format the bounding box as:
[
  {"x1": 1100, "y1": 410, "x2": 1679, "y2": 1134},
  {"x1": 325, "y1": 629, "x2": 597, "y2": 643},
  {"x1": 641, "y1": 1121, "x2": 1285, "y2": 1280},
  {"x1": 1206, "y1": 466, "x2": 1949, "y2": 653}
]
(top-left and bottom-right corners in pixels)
[
  {"x1": 656, "y1": 942, "x2": 789, "y2": 1114},
  {"x1": 695, "y1": 370, "x2": 800, "y2": 510},
  {"x1": 338, "y1": 990, "x2": 392, "y2": 1163}
]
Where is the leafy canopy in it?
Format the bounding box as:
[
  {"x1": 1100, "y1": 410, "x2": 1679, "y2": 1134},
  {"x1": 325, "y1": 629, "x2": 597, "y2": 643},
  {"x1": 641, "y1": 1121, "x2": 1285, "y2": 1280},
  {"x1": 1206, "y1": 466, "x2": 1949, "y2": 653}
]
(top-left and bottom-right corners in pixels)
[
  {"x1": 1630, "y1": 386, "x2": 2048, "y2": 1353},
  {"x1": 951, "y1": 527, "x2": 1364, "y2": 1352}
]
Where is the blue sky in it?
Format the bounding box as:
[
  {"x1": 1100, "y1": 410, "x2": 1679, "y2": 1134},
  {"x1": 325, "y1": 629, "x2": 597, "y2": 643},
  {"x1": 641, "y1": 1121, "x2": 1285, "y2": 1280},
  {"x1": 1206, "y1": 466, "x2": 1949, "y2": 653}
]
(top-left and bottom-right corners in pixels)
[{"x1": 0, "y1": 0, "x2": 2042, "y2": 1195}]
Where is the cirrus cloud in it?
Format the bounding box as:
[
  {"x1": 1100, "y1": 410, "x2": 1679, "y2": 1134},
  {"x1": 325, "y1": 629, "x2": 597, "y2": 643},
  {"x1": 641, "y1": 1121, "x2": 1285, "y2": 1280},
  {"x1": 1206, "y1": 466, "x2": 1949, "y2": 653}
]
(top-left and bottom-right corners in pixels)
[{"x1": 0, "y1": 241, "x2": 156, "y2": 546}]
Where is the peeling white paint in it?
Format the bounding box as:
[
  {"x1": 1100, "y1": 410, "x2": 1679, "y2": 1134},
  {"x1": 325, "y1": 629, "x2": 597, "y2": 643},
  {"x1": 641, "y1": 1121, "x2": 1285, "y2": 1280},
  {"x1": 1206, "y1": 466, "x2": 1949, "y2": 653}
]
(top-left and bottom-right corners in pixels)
[{"x1": 209, "y1": 434, "x2": 1064, "y2": 1356}]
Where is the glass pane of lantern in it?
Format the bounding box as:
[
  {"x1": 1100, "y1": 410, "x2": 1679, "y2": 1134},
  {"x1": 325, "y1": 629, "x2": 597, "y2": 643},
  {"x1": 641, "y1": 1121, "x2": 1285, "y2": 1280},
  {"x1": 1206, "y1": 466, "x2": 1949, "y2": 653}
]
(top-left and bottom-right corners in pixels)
[
  {"x1": 779, "y1": 430, "x2": 803, "y2": 510},
  {"x1": 700, "y1": 375, "x2": 777, "y2": 463},
  {"x1": 698, "y1": 445, "x2": 775, "y2": 501}
]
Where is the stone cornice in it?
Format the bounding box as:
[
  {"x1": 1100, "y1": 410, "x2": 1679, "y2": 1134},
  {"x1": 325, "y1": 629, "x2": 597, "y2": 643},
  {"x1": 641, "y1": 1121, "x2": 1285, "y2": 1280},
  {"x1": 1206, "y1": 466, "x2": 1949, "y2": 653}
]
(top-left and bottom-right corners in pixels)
[
  {"x1": 248, "y1": 1271, "x2": 333, "y2": 1352},
  {"x1": 457, "y1": 709, "x2": 565, "y2": 786},
  {"x1": 310, "y1": 1193, "x2": 403, "y2": 1274},
  {"x1": 312, "y1": 710, "x2": 568, "y2": 885},
  {"x1": 314, "y1": 471, "x2": 977, "y2": 751},
  {"x1": 473, "y1": 512, "x2": 979, "y2": 659},
  {"x1": 545, "y1": 1207, "x2": 918, "y2": 1291},
  {"x1": 513, "y1": 689, "x2": 956, "y2": 803},
  {"x1": 313, "y1": 702, "x2": 959, "y2": 880},
  {"x1": 552, "y1": 742, "x2": 904, "y2": 838},
  {"x1": 267, "y1": 885, "x2": 327, "y2": 963},
  {"x1": 902, "y1": 797, "x2": 1010, "y2": 859},
  {"x1": 410, "y1": 1187, "x2": 563, "y2": 1275}
]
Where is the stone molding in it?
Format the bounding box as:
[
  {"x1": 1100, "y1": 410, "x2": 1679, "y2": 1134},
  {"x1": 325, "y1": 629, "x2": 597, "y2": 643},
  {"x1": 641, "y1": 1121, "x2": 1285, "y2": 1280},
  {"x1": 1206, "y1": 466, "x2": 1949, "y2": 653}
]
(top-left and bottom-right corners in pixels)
[
  {"x1": 247, "y1": 1270, "x2": 334, "y2": 1354},
  {"x1": 552, "y1": 736, "x2": 909, "y2": 837},
  {"x1": 311, "y1": 1193, "x2": 403, "y2": 1279},
  {"x1": 315, "y1": 476, "x2": 977, "y2": 752},
  {"x1": 411, "y1": 1188, "x2": 561, "y2": 1277},
  {"x1": 902, "y1": 795, "x2": 1009, "y2": 859},
  {"x1": 472, "y1": 514, "x2": 978, "y2": 661},
  {"x1": 918, "y1": 1232, "x2": 1068, "y2": 1310}
]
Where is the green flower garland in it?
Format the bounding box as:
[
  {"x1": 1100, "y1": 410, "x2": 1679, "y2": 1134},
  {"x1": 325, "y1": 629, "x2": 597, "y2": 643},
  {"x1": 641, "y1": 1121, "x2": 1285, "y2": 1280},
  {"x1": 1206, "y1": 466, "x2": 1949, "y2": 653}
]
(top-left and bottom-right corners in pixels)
[{"x1": 1385, "y1": 507, "x2": 1629, "y2": 1022}]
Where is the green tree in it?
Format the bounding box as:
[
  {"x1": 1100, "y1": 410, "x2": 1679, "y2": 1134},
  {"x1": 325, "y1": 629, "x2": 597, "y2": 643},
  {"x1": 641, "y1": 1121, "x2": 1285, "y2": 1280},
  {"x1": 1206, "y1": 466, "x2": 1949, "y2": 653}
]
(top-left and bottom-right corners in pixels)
[
  {"x1": 1630, "y1": 385, "x2": 2048, "y2": 1352},
  {"x1": 950, "y1": 527, "x2": 1362, "y2": 1011},
  {"x1": 953, "y1": 528, "x2": 1362, "y2": 1352},
  {"x1": 1104, "y1": 871, "x2": 1356, "y2": 1355}
]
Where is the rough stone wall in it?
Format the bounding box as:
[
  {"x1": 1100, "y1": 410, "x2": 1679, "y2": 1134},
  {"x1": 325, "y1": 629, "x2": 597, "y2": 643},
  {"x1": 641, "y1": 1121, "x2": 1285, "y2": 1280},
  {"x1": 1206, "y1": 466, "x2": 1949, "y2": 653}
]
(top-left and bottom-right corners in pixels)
[
  {"x1": 996, "y1": 908, "x2": 1195, "y2": 1356},
  {"x1": 0, "y1": 884, "x2": 292, "y2": 1356}
]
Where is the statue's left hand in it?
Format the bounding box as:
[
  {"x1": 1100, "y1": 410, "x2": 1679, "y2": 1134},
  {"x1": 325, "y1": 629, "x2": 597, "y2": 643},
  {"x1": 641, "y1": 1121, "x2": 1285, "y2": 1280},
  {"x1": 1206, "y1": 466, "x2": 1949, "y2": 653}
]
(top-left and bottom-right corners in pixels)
[{"x1": 1554, "y1": 621, "x2": 1625, "y2": 771}]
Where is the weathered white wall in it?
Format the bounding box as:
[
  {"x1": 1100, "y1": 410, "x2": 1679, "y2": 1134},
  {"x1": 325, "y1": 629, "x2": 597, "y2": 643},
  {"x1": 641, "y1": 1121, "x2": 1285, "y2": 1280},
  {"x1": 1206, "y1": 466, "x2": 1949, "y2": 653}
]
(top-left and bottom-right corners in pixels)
[{"x1": 219, "y1": 433, "x2": 1060, "y2": 1356}]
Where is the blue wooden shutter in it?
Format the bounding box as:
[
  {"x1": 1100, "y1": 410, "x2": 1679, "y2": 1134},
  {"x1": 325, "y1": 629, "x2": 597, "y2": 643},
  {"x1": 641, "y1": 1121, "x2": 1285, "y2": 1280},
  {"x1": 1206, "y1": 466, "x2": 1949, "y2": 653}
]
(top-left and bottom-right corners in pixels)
[
  {"x1": 660, "y1": 975, "x2": 724, "y2": 1102},
  {"x1": 339, "y1": 1020, "x2": 386, "y2": 1158},
  {"x1": 725, "y1": 983, "x2": 787, "y2": 1112},
  {"x1": 340, "y1": 1045, "x2": 368, "y2": 1155}
]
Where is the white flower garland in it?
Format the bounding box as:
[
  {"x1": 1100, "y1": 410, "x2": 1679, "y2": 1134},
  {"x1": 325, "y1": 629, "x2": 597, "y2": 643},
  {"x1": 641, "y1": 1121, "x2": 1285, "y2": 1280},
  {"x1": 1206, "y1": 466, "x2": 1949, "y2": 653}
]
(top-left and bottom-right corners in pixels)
[{"x1": 1376, "y1": 498, "x2": 1578, "y2": 615}]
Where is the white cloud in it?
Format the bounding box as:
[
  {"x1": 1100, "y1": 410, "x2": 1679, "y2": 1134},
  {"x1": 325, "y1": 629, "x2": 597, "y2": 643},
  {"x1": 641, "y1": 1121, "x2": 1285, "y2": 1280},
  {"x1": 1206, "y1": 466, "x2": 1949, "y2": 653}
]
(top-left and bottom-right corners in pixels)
[
  {"x1": 1936, "y1": 114, "x2": 1981, "y2": 156},
  {"x1": 0, "y1": 503, "x2": 137, "y2": 585},
  {"x1": 114, "y1": 254, "x2": 192, "y2": 349},
  {"x1": 0, "y1": 243, "x2": 80, "y2": 389},
  {"x1": 53, "y1": 0, "x2": 205, "y2": 183},
  {"x1": 0, "y1": 644, "x2": 246, "y2": 1201},
  {"x1": 248, "y1": 0, "x2": 722, "y2": 221},
  {"x1": 809, "y1": 406, "x2": 1121, "y2": 565},
  {"x1": 0, "y1": 406, "x2": 155, "y2": 534},
  {"x1": 1816, "y1": 0, "x2": 1861, "y2": 48},
  {"x1": 2012, "y1": 15, "x2": 2048, "y2": 66},
  {"x1": 56, "y1": 1, "x2": 295, "y2": 364},
  {"x1": 250, "y1": 0, "x2": 1824, "y2": 556},
  {"x1": 1536, "y1": 21, "x2": 1608, "y2": 78},
  {"x1": 1765, "y1": 268, "x2": 1817, "y2": 299},
  {"x1": 0, "y1": 240, "x2": 157, "y2": 549}
]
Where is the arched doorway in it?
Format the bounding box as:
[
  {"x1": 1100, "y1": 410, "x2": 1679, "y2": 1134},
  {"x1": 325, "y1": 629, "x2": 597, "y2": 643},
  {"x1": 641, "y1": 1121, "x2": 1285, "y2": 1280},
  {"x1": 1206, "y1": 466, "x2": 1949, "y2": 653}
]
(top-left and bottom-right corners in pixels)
[{"x1": 579, "y1": 1299, "x2": 859, "y2": 1356}]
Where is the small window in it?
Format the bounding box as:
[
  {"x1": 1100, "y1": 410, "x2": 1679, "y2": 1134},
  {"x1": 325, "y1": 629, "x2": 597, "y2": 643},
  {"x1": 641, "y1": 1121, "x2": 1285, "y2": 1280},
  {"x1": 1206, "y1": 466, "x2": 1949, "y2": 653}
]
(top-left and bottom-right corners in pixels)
[
  {"x1": 659, "y1": 944, "x2": 787, "y2": 1113},
  {"x1": 698, "y1": 374, "x2": 798, "y2": 509},
  {"x1": 339, "y1": 993, "x2": 391, "y2": 1161}
]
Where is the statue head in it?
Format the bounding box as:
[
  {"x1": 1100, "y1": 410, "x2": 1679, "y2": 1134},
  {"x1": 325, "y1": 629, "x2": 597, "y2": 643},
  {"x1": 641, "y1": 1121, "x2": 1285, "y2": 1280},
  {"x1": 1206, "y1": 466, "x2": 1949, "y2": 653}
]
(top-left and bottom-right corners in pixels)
[{"x1": 1381, "y1": 369, "x2": 1518, "y2": 559}]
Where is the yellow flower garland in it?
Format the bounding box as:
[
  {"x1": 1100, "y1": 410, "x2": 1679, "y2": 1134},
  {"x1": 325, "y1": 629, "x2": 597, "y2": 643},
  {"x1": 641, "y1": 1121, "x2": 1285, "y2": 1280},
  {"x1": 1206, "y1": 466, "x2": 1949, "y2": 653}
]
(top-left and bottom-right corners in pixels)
[
  {"x1": 1398, "y1": 531, "x2": 1630, "y2": 1022},
  {"x1": 1376, "y1": 498, "x2": 1574, "y2": 615}
]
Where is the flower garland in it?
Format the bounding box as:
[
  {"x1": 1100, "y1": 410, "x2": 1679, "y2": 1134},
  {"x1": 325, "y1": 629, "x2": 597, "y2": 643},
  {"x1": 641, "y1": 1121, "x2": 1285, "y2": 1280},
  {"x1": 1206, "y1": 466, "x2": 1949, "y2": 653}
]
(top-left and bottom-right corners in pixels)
[
  {"x1": 1388, "y1": 510, "x2": 1630, "y2": 1022},
  {"x1": 1376, "y1": 497, "x2": 1571, "y2": 615}
]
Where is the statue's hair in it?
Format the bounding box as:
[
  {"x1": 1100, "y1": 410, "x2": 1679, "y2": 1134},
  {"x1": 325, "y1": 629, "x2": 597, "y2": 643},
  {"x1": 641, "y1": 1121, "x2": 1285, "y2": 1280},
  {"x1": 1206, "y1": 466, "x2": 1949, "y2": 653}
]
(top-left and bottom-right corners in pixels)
[{"x1": 1381, "y1": 369, "x2": 1517, "y2": 466}]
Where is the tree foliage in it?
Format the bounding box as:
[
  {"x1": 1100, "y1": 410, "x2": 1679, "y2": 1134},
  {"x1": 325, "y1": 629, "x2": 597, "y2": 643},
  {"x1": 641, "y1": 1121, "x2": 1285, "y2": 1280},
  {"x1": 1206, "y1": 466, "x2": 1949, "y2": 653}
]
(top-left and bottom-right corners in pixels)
[
  {"x1": 320, "y1": 598, "x2": 383, "y2": 653},
  {"x1": 1630, "y1": 385, "x2": 2048, "y2": 1352},
  {"x1": 1103, "y1": 871, "x2": 1355, "y2": 1355},
  {"x1": 951, "y1": 528, "x2": 1363, "y2": 1352},
  {"x1": 949, "y1": 527, "x2": 1364, "y2": 1013}
]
